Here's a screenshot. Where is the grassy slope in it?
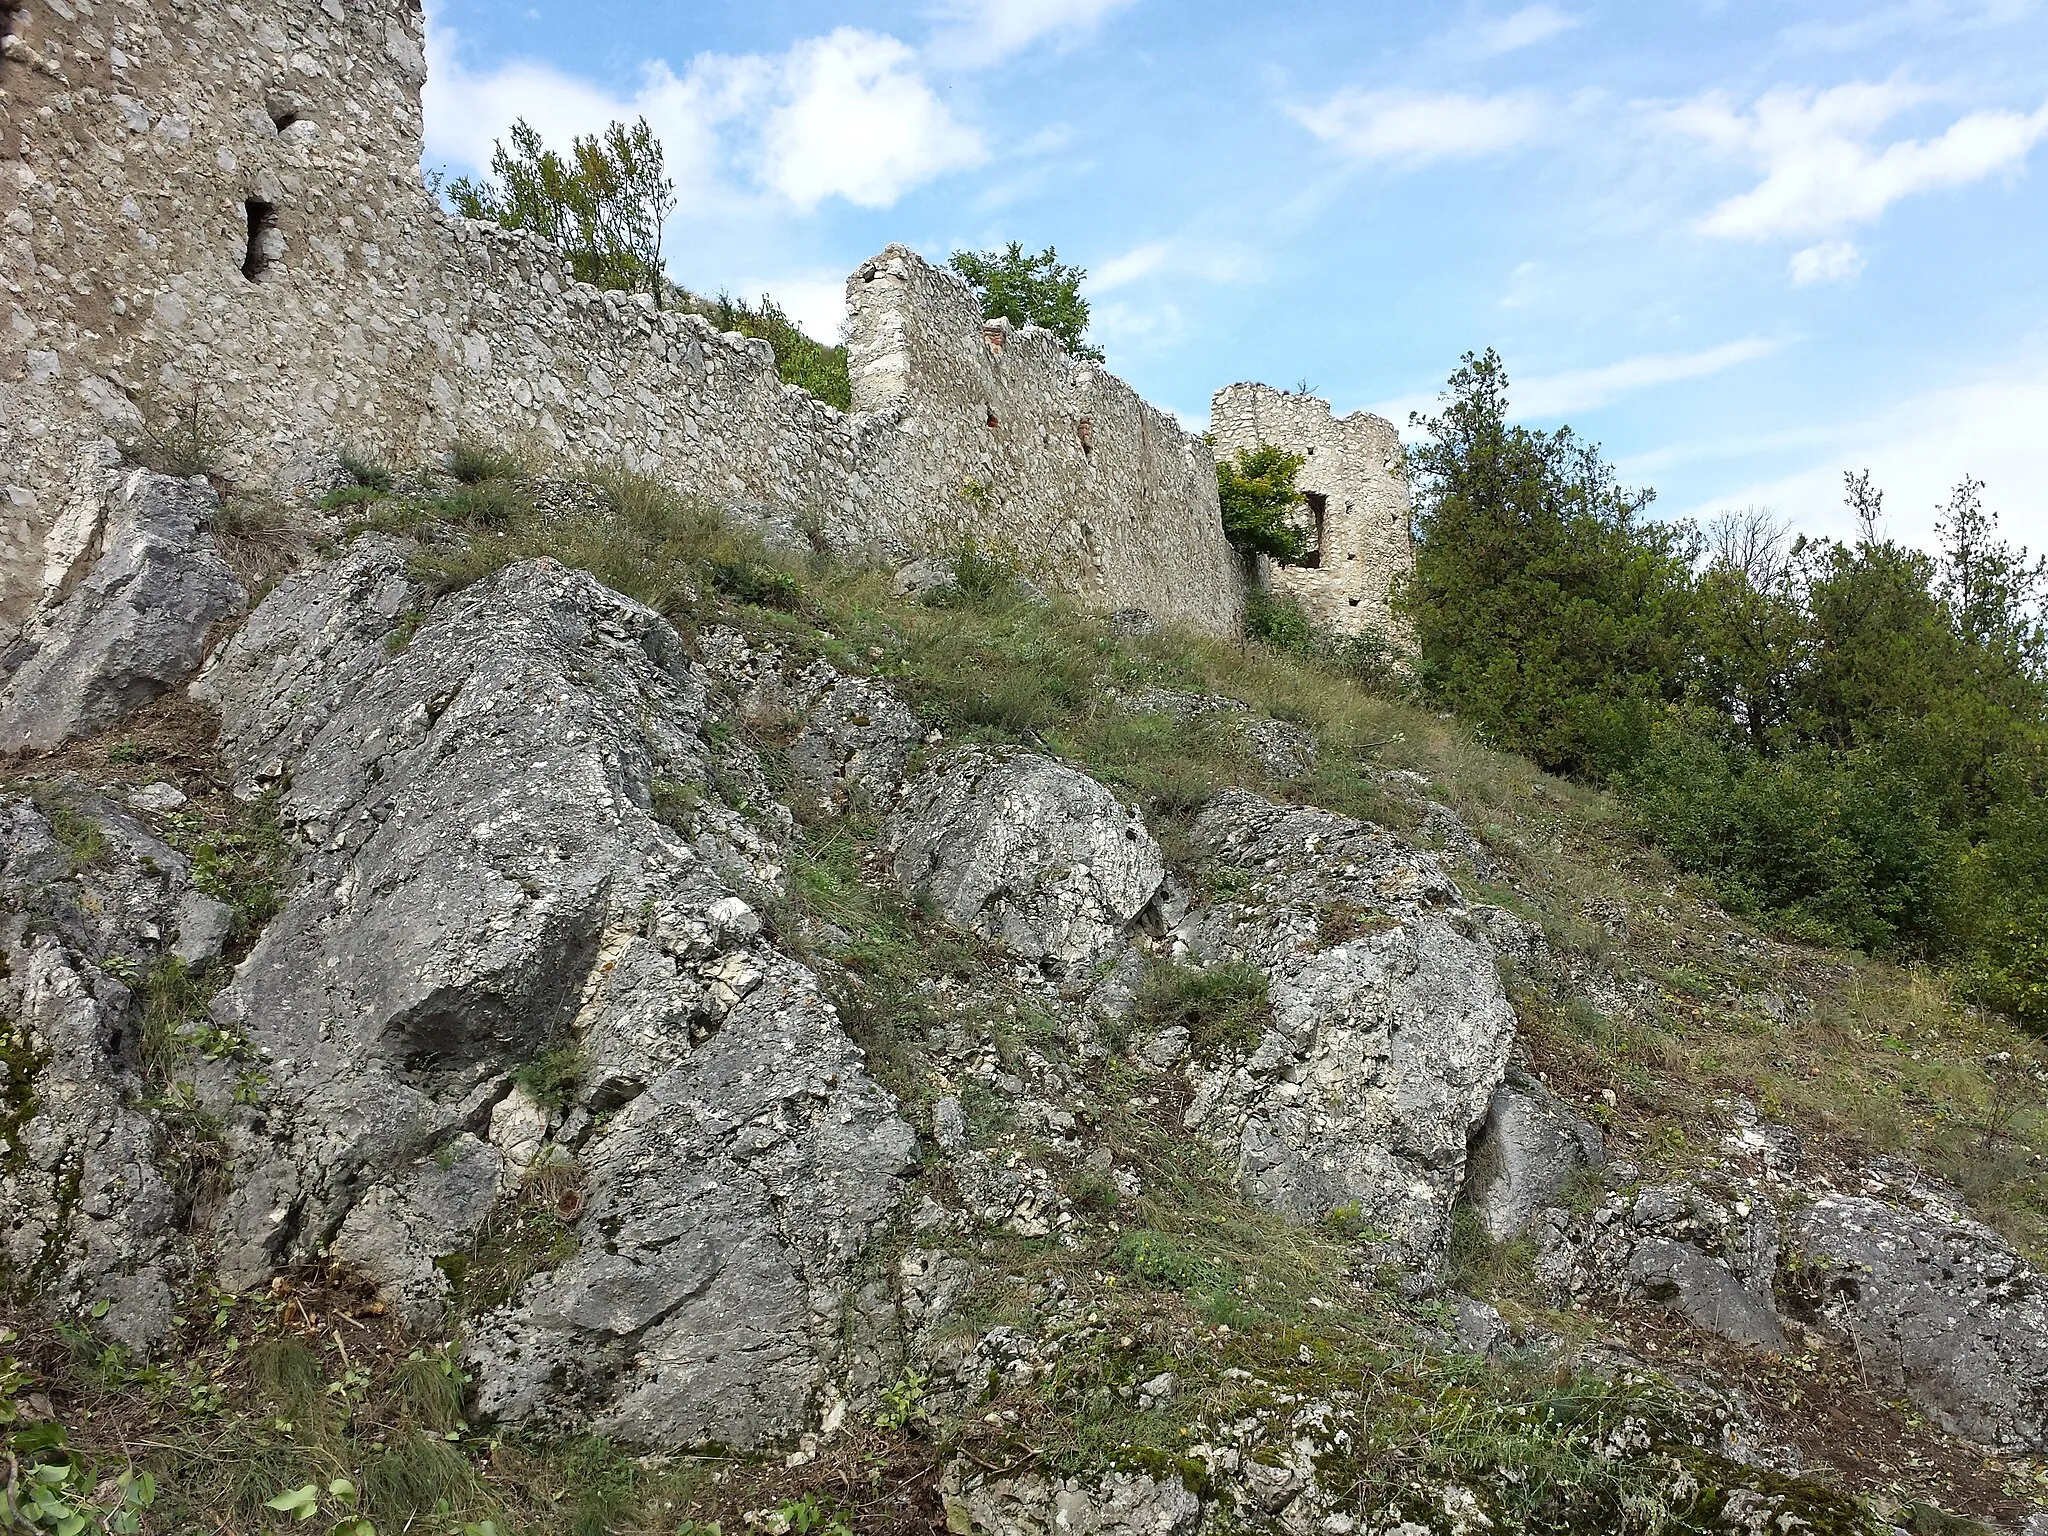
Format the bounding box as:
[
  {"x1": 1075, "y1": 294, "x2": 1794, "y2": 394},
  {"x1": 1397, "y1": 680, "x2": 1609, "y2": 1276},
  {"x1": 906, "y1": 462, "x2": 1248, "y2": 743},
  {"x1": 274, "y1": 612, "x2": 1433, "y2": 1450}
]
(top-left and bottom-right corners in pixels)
[{"x1": 4, "y1": 464, "x2": 2045, "y2": 1534}]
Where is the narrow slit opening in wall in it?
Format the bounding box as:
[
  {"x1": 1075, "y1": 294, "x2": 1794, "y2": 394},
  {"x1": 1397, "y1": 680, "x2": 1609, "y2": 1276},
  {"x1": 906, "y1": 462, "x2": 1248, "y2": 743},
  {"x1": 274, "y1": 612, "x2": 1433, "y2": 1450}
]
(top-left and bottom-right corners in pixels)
[
  {"x1": 1300, "y1": 491, "x2": 1327, "y2": 569},
  {"x1": 241, "y1": 198, "x2": 276, "y2": 281}
]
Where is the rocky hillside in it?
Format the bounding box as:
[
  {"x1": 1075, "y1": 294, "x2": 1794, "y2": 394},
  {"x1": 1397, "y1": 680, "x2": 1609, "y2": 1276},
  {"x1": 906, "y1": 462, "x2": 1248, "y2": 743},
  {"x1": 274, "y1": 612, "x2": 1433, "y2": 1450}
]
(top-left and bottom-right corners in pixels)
[{"x1": 2, "y1": 453, "x2": 2045, "y2": 1536}]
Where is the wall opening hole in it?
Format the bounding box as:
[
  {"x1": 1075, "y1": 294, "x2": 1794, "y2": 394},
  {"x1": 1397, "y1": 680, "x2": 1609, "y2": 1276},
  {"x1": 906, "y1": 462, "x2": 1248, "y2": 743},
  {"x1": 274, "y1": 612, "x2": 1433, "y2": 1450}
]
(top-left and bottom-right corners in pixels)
[
  {"x1": 985, "y1": 409, "x2": 999, "y2": 430},
  {"x1": 1348, "y1": 597, "x2": 1361, "y2": 607},
  {"x1": 241, "y1": 198, "x2": 278, "y2": 281},
  {"x1": 1077, "y1": 419, "x2": 1093, "y2": 454},
  {"x1": 270, "y1": 107, "x2": 301, "y2": 131},
  {"x1": 1299, "y1": 490, "x2": 1327, "y2": 569}
]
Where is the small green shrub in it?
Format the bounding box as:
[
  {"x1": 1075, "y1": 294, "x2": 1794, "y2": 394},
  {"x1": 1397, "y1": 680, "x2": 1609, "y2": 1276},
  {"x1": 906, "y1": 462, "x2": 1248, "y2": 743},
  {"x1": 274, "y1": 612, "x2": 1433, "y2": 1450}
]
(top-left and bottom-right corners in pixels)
[
  {"x1": 125, "y1": 392, "x2": 223, "y2": 481},
  {"x1": 446, "y1": 438, "x2": 523, "y2": 484},
  {"x1": 512, "y1": 1045, "x2": 583, "y2": 1113},
  {"x1": 1244, "y1": 588, "x2": 1316, "y2": 654},
  {"x1": 336, "y1": 447, "x2": 395, "y2": 493},
  {"x1": 1132, "y1": 960, "x2": 1272, "y2": 1062},
  {"x1": 1217, "y1": 444, "x2": 1310, "y2": 563},
  {"x1": 708, "y1": 559, "x2": 807, "y2": 612},
  {"x1": 440, "y1": 480, "x2": 529, "y2": 529}
]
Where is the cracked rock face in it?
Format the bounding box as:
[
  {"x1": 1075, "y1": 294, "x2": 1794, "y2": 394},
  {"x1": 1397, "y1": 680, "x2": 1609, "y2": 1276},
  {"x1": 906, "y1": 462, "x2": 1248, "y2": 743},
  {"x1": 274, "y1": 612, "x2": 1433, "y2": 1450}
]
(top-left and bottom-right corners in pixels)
[
  {"x1": 192, "y1": 540, "x2": 914, "y2": 1447},
  {"x1": 0, "y1": 793, "x2": 193, "y2": 1352},
  {"x1": 697, "y1": 626, "x2": 920, "y2": 811},
  {"x1": 1539, "y1": 1179, "x2": 1785, "y2": 1350},
  {"x1": 942, "y1": 1464, "x2": 1203, "y2": 1536},
  {"x1": 885, "y1": 747, "x2": 1165, "y2": 975},
  {"x1": 0, "y1": 469, "x2": 246, "y2": 753},
  {"x1": 1788, "y1": 1194, "x2": 2048, "y2": 1450},
  {"x1": 1464, "y1": 1068, "x2": 1605, "y2": 1242},
  {"x1": 1174, "y1": 788, "x2": 1516, "y2": 1268}
]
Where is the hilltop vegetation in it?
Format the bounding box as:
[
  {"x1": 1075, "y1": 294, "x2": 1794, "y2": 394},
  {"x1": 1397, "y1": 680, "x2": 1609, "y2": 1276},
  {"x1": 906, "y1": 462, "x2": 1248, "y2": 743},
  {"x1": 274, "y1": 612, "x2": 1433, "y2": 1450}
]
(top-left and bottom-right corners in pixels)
[{"x1": 1403, "y1": 349, "x2": 2048, "y2": 1028}]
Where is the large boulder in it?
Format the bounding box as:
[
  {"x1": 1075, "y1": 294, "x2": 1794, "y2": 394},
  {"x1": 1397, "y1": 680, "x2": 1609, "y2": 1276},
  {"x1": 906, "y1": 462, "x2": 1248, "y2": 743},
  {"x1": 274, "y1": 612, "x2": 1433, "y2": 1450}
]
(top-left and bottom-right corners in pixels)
[
  {"x1": 884, "y1": 748, "x2": 1164, "y2": 975},
  {"x1": 191, "y1": 540, "x2": 915, "y2": 1446},
  {"x1": 1539, "y1": 1179, "x2": 1785, "y2": 1350},
  {"x1": 1173, "y1": 789, "x2": 1517, "y2": 1268},
  {"x1": 0, "y1": 792, "x2": 191, "y2": 1351},
  {"x1": 1463, "y1": 1068, "x2": 1604, "y2": 1241},
  {"x1": 0, "y1": 469, "x2": 245, "y2": 753},
  {"x1": 1787, "y1": 1194, "x2": 2048, "y2": 1450}
]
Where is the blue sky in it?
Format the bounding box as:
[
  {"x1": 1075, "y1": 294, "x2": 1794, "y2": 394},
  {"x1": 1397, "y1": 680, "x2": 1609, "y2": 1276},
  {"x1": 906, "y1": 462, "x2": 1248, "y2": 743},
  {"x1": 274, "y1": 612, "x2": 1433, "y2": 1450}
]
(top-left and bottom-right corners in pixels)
[{"x1": 421, "y1": 0, "x2": 2048, "y2": 553}]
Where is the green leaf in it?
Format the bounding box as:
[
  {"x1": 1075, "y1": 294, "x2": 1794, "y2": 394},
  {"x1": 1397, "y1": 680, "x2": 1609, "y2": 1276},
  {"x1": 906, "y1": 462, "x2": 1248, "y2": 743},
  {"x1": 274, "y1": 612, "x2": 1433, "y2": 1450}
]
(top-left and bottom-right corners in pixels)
[{"x1": 267, "y1": 1483, "x2": 322, "y2": 1517}]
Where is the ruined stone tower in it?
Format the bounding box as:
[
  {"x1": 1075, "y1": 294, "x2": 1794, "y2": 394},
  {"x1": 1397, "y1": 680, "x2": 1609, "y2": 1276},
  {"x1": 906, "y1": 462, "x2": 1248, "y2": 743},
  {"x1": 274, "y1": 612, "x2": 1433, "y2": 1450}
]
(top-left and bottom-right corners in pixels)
[{"x1": 1208, "y1": 383, "x2": 1414, "y2": 638}]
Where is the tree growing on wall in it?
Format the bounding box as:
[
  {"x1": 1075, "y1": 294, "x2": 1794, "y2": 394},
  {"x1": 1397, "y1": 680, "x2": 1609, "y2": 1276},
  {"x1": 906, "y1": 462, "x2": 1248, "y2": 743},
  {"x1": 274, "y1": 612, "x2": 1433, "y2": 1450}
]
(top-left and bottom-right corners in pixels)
[
  {"x1": 1216, "y1": 445, "x2": 1311, "y2": 564},
  {"x1": 949, "y1": 243, "x2": 1105, "y2": 361},
  {"x1": 445, "y1": 118, "x2": 675, "y2": 306}
]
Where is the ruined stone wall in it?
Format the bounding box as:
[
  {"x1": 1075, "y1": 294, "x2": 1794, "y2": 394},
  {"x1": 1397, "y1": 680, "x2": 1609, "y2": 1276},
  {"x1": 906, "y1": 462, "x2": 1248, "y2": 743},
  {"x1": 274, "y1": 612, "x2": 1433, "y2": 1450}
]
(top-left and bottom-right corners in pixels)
[
  {"x1": 0, "y1": 0, "x2": 1242, "y2": 635},
  {"x1": 842, "y1": 247, "x2": 1242, "y2": 631},
  {"x1": 1209, "y1": 382, "x2": 1412, "y2": 638}
]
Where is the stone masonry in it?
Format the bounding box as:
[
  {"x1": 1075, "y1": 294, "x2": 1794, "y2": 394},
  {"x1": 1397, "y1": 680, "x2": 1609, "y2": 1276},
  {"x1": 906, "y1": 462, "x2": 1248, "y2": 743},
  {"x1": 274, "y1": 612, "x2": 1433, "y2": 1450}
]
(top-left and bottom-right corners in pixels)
[
  {"x1": 1209, "y1": 382, "x2": 1413, "y2": 638},
  {"x1": 1, "y1": 0, "x2": 1245, "y2": 634}
]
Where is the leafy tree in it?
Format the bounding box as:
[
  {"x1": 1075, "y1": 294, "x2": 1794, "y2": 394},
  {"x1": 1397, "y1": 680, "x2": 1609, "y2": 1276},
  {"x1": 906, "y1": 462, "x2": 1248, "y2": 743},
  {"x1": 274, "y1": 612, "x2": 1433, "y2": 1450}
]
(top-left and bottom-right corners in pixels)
[
  {"x1": 445, "y1": 117, "x2": 675, "y2": 305},
  {"x1": 949, "y1": 243, "x2": 1104, "y2": 361},
  {"x1": 1403, "y1": 349, "x2": 1698, "y2": 778},
  {"x1": 1216, "y1": 445, "x2": 1310, "y2": 564}
]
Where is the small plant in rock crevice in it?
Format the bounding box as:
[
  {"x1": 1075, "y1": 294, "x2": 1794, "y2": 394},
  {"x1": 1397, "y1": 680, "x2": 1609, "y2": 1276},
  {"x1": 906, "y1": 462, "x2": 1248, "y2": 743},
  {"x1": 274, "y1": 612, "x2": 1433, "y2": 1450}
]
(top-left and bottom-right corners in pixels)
[{"x1": 1130, "y1": 959, "x2": 1273, "y2": 1063}]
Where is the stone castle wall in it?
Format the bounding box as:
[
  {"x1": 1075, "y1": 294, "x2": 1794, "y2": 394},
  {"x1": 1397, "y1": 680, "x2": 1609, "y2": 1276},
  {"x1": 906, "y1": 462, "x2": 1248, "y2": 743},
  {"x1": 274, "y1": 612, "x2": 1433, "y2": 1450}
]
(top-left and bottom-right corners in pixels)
[
  {"x1": 1, "y1": 0, "x2": 1243, "y2": 634},
  {"x1": 1209, "y1": 382, "x2": 1412, "y2": 638}
]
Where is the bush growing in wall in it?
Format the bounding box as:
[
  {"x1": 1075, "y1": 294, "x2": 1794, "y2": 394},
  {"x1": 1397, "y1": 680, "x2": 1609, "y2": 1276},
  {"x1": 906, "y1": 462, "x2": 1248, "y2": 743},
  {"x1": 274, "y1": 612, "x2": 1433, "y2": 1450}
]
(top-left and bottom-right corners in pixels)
[
  {"x1": 696, "y1": 294, "x2": 853, "y2": 411},
  {"x1": 1217, "y1": 444, "x2": 1311, "y2": 564},
  {"x1": 443, "y1": 118, "x2": 675, "y2": 306},
  {"x1": 949, "y1": 243, "x2": 1104, "y2": 361}
]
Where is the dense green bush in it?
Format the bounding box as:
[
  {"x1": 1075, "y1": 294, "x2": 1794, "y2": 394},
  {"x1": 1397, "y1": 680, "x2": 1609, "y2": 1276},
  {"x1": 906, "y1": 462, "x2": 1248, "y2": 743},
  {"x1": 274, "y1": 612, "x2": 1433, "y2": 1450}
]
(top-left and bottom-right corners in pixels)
[
  {"x1": 1217, "y1": 444, "x2": 1311, "y2": 563},
  {"x1": 1404, "y1": 349, "x2": 1695, "y2": 780},
  {"x1": 698, "y1": 293, "x2": 852, "y2": 411},
  {"x1": 1405, "y1": 349, "x2": 2048, "y2": 1021}
]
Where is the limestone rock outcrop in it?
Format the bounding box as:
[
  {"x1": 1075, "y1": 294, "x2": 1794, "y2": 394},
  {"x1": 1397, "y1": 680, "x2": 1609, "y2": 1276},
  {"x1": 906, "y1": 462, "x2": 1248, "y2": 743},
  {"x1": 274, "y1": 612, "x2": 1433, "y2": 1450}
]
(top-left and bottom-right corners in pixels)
[
  {"x1": 190, "y1": 538, "x2": 915, "y2": 1446},
  {"x1": 1463, "y1": 1068, "x2": 1605, "y2": 1241},
  {"x1": 1539, "y1": 1179, "x2": 1786, "y2": 1350},
  {"x1": 0, "y1": 792, "x2": 192, "y2": 1351},
  {"x1": 941, "y1": 1464, "x2": 1203, "y2": 1536},
  {"x1": 1787, "y1": 1194, "x2": 2048, "y2": 1450},
  {"x1": 0, "y1": 469, "x2": 245, "y2": 753},
  {"x1": 885, "y1": 747, "x2": 1165, "y2": 976},
  {"x1": 1174, "y1": 789, "x2": 1517, "y2": 1267}
]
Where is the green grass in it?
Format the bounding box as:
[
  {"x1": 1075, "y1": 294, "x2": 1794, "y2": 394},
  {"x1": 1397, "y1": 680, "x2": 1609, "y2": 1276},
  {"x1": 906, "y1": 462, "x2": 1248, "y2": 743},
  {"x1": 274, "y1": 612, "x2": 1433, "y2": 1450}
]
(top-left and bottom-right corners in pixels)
[{"x1": 1129, "y1": 960, "x2": 1273, "y2": 1062}]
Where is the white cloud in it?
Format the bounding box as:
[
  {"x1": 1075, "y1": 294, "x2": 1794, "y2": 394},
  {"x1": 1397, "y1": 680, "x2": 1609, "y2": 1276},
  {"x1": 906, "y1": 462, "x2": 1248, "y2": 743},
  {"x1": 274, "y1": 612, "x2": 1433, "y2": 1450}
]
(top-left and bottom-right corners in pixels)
[
  {"x1": 423, "y1": 22, "x2": 982, "y2": 213},
  {"x1": 1083, "y1": 238, "x2": 1259, "y2": 294},
  {"x1": 1789, "y1": 239, "x2": 1865, "y2": 284},
  {"x1": 1679, "y1": 356, "x2": 2048, "y2": 550},
  {"x1": 1088, "y1": 242, "x2": 1170, "y2": 293},
  {"x1": 761, "y1": 30, "x2": 985, "y2": 208},
  {"x1": 1088, "y1": 298, "x2": 1184, "y2": 351},
  {"x1": 1669, "y1": 81, "x2": 2048, "y2": 241},
  {"x1": 925, "y1": 0, "x2": 1139, "y2": 67},
  {"x1": 1781, "y1": 0, "x2": 2037, "y2": 52},
  {"x1": 729, "y1": 272, "x2": 849, "y2": 340},
  {"x1": 1471, "y1": 5, "x2": 1582, "y2": 56},
  {"x1": 1514, "y1": 338, "x2": 1782, "y2": 417},
  {"x1": 1291, "y1": 87, "x2": 1544, "y2": 164}
]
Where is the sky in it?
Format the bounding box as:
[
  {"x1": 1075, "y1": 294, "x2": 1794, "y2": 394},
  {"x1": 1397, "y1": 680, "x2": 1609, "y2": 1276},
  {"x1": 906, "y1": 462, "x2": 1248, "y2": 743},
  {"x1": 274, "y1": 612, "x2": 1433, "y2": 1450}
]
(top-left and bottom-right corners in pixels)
[{"x1": 419, "y1": 0, "x2": 2048, "y2": 554}]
